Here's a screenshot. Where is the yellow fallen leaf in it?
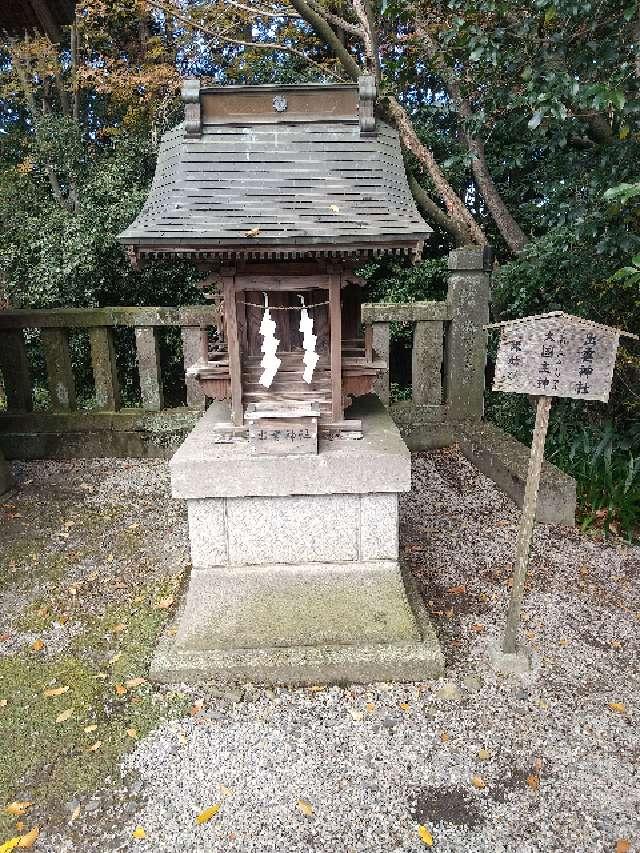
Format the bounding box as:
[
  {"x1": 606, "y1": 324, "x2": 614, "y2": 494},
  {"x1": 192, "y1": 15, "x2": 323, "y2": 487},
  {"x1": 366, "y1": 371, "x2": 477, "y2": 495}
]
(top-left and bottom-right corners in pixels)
[
  {"x1": 245, "y1": 227, "x2": 260, "y2": 237},
  {"x1": 478, "y1": 748, "x2": 491, "y2": 760},
  {"x1": 114, "y1": 684, "x2": 128, "y2": 697},
  {"x1": 55, "y1": 708, "x2": 73, "y2": 724},
  {"x1": 365, "y1": 702, "x2": 376, "y2": 713},
  {"x1": 17, "y1": 827, "x2": 39, "y2": 848},
  {"x1": 417, "y1": 824, "x2": 433, "y2": 846},
  {"x1": 399, "y1": 703, "x2": 410, "y2": 712},
  {"x1": 111, "y1": 624, "x2": 127, "y2": 633},
  {"x1": 308, "y1": 685, "x2": 326, "y2": 692},
  {"x1": 155, "y1": 596, "x2": 174, "y2": 610},
  {"x1": 30, "y1": 639, "x2": 45, "y2": 653},
  {"x1": 615, "y1": 840, "x2": 631, "y2": 853},
  {"x1": 195, "y1": 804, "x2": 220, "y2": 825},
  {"x1": 608, "y1": 702, "x2": 626, "y2": 714},
  {"x1": 43, "y1": 686, "x2": 69, "y2": 698},
  {"x1": 0, "y1": 837, "x2": 21, "y2": 853},
  {"x1": 439, "y1": 732, "x2": 449, "y2": 742},
  {"x1": 84, "y1": 724, "x2": 98, "y2": 734},
  {"x1": 527, "y1": 773, "x2": 540, "y2": 792},
  {"x1": 108, "y1": 652, "x2": 122, "y2": 665},
  {"x1": 471, "y1": 775, "x2": 486, "y2": 789},
  {"x1": 124, "y1": 677, "x2": 146, "y2": 689},
  {"x1": 126, "y1": 728, "x2": 138, "y2": 739},
  {"x1": 4, "y1": 804, "x2": 32, "y2": 818},
  {"x1": 296, "y1": 799, "x2": 314, "y2": 817},
  {"x1": 86, "y1": 740, "x2": 102, "y2": 752},
  {"x1": 69, "y1": 806, "x2": 80, "y2": 824},
  {"x1": 132, "y1": 826, "x2": 146, "y2": 839}
]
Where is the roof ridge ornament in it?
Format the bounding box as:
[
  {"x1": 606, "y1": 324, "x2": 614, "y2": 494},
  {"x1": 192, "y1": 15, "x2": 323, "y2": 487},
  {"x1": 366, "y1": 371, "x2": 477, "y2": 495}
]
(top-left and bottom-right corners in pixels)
[
  {"x1": 183, "y1": 78, "x2": 202, "y2": 138},
  {"x1": 358, "y1": 75, "x2": 376, "y2": 135}
]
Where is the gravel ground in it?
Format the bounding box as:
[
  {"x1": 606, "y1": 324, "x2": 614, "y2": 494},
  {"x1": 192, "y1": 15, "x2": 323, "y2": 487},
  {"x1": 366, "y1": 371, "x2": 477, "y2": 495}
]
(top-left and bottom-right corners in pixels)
[{"x1": 3, "y1": 451, "x2": 639, "y2": 853}]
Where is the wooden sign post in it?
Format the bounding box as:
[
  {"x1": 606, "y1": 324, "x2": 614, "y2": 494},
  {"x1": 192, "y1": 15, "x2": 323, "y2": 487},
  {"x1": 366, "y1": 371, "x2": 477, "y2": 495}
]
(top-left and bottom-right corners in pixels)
[{"x1": 487, "y1": 312, "x2": 637, "y2": 669}]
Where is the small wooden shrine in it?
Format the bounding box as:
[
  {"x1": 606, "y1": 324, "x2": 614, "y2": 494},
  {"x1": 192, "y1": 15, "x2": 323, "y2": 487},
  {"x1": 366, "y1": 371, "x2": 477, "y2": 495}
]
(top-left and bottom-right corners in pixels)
[{"x1": 120, "y1": 77, "x2": 431, "y2": 439}]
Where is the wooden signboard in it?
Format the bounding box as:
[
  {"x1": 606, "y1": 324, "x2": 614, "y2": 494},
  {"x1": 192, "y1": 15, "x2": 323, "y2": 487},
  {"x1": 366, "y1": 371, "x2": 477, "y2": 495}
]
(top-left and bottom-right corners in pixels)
[{"x1": 487, "y1": 312, "x2": 637, "y2": 665}]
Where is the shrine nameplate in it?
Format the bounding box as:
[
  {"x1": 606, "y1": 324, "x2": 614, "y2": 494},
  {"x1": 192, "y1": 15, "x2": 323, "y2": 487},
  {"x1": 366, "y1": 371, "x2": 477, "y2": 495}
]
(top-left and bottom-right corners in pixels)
[
  {"x1": 248, "y1": 417, "x2": 318, "y2": 456},
  {"x1": 492, "y1": 313, "x2": 620, "y2": 403}
]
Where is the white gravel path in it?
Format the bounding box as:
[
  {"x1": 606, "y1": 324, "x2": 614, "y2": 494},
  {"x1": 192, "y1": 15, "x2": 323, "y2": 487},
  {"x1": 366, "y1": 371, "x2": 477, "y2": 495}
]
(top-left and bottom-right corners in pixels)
[{"x1": 17, "y1": 451, "x2": 640, "y2": 853}]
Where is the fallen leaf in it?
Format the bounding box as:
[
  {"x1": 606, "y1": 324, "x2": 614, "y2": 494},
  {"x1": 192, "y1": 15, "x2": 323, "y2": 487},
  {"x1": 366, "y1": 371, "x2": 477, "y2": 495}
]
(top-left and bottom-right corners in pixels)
[
  {"x1": 17, "y1": 827, "x2": 39, "y2": 848},
  {"x1": 526, "y1": 773, "x2": 540, "y2": 792},
  {"x1": 608, "y1": 702, "x2": 626, "y2": 714},
  {"x1": 86, "y1": 741, "x2": 102, "y2": 752},
  {"x1": 0, "y1": 700, "x2": 7, "y2": 708},
  {"x1": 399, "y1": 703, "x2": 410, "y2": 712},
  {"x1": 126, "y1": 728, "x2": 137, "y2": 739},
  {"x1": 4, "y1": 805, "x2": 32, "y2": 818},
  {"x1": 615, "y1": 840, "x2": 631, "y2": 853},
  {"x1": 478, "y1": 748, "x2": 491, "y2": 760},
  {"x1": 218, "y1": 784, "x2": 234, "y2": 797},
  {"x1": 329, "y1": 204, "x2": 340, "y2": 213},
  {"x1": 447, "y1": 584, "x2": 466, "y2": 595},
  {"x1": 132, "y1": 826, "x2": 146, "y2": 839},
  {"x1": 0, "y1": 633, "x2": 11, "y2": 642},
  {"x1": 296, "y1": 799, "x2": 314, "y2": 817},
  {"x1": 417, "y1": 824, "x2": 433, "y2": 847},
  {"x1": 111, "y1": 624, "x2": 127, "y2": 633},
  {"x1": 0, "y1": 837, "x2": 21, "y2": 853},
  {"x1": 308, "y1": 685, "x2": 326, "y2": 692},
  {"x1": 30, "y1": 639, "x2": 45, "y2": 653},
  {"x1": 471, "y1": 623, "x2": 485, "y2": 633},
  {"x1": 69, "y1": 806, "x2": 80, "y2": 824},
  {"x1": 155, "y1": 596, "x2": 174, "y2": 610},
  {"x1": 439, "y1": 732, "x2": 449, "y2": 742},
  {"x1": 365, "y1": 702, "x2": 376, "y2": 713},
  {"x1": 43, "y1": 686, "x2": 69, "y2": 698},
  {"x1": 471, "y1": 775, "x2": 486, "y2": 789},
  {"x1": 349, "y1": 709, "x2": 363, "y2": 722},
  {"x1": 55, "y1": 708, "x2": 73, "y2": 723},
  {"x1": 195, "y1": 804, "x2": 221, "y2": 825},
  {"x1": 84, "y1": 724, "x2": 97, "y2": 734},
  {"x1": 245, "y1": 227, "x2": 260, "y2": 237},
  {"x1": 108, "y1": 652, "x2": 122, "y2": 665},
  {"x1": 124, "y1": 677, "x2": 146, "y2": 689},
  {"x1": 114, "y1": 684, "x2": 127, "y2": 697}
]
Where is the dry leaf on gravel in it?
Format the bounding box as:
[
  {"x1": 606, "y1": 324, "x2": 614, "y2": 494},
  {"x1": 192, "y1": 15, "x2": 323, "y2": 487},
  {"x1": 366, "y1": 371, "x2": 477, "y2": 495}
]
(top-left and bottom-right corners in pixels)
[
  {"x1": 126, "y1": 728, "x2": 137, "y2": 738},
  {"x1": 86, "y1": 741, "x2": 102, "y2": 752},
  {"x1": 296, "y1": 799, "x2": 314, "y2": 817},
  {"x1": 527, "y1": 773, "x2": 540, "y2": 792},
  {"x1": 132, "y1": 827, "x2": 146, "y2": 839},
  {"x1": 417, "y1": 825, "x2": 433, "y2": 847},
  {"x1": 114, "y1": 684, "x2": 127, "y2": 697},
  {"x1": 447, "y1": 584, "x2": 466, "y2": 594},
  {"x1": 43, "y1": 686, "x2": 69, "y2": 698},
  {"x1": 17, "y1": 827, "x2": 39, "y2": 848},
  {"x1": 30, "y1": 640, "x2": 45, "y2": 652},
  {"x1": 155, "y1": 596, "x2": 174, "y2": 610},
  {"x1": 471, "y1": 775, "x2": 486, "y2": 789},
  {"x1": 84, "y1": 724, "x2": 97, "y2": 734},
  {"x1": 4, "y1": 804, "x2": 32, "y2": 818},
  {"x1": 195, "y1": 804, "x2": 220, "y2": 825},
  {"x1": 478, "y1": 748, "x2": 491, "y2": 760},
  {"x1": 608, "y1": 702, "x2": 626, "y2": 714},
  {"x1": 69, "y1": 806, "x2": 80, "y2": 824},
  {"x1": 440, "y1": 732, "x2": 449, "y2": 742},
  {"x1": 124, "y1": 677, "x2": 146, "y2": 689},
  {"x1": 55, "y1": 708, "x2": 73, "y2": 723},
  {"x1": 615, "y1": 840, "x2": 631, "y2": 853}
]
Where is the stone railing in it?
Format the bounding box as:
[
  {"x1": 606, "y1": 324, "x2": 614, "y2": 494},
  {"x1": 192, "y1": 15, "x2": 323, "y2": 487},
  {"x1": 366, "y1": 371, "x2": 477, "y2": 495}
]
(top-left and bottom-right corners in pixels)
[
  {"x1": 361, "y1": 246, "x2": 491, "y2": 448},
  {"x1": 0, "y1": 306, "x2": 218, "y2": 457}
]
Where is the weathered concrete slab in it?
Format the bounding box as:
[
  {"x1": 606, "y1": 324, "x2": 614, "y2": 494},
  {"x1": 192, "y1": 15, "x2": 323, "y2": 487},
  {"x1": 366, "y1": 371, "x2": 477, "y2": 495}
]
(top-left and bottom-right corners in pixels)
[
  {"x1": 150, "y1": 568, "x2": 444, "y2": 685},
  {"x1": 458, "y1": 420, "x2": 576, "y2": 525},
  {"x1": 171, "y1": 394, "x2": 411, "y2": 499}
]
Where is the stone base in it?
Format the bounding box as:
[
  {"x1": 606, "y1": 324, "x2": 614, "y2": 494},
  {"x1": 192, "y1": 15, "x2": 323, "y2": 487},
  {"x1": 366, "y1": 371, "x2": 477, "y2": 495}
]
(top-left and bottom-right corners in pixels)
[
  {"x1": 150, "y1": 569, "x2": 444, "y2": 685},
  {"x1": 488, "y1": 641, "x2": 532, "y2": 674}
]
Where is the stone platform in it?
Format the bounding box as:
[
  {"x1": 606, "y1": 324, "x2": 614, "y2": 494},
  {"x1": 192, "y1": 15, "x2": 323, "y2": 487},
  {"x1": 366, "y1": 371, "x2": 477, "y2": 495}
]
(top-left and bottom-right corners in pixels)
[{"x1": 151, "y1": 395, "x2": 444, "y2": 685}]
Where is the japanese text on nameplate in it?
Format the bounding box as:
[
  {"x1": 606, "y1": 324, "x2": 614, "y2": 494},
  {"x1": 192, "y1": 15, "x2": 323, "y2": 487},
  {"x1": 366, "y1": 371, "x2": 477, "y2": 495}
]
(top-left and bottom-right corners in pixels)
[{"x1": 492, "y1": 316, "x2": 619, "y2": 402}]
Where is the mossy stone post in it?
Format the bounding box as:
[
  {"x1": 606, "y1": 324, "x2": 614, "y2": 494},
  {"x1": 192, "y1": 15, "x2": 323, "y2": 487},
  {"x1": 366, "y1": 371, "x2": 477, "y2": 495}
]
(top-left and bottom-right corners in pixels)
[
  {"x1": 445, "y1": 246, "x2": 492, "y2": 421},
  {"x1": 0, "y1": 330, "x2": 32, "y2": 412},
  {"x1": 90, "y1": 327, "x2": 121, "y2": 411},
  {"x1": 41, "y1": 328, "x2": 76, "y2": 410},
  {"x1": 135, "y1": 326, "x2": 164, "y2": 411},
  {"x1": 372, "y1": 322, "x2": 390, "y2": 405},
  {"x1": 180, "y1": 325, "x2": 205, "y2": 408},
  {"x1": 412, "y1": 321, "x2": 444, "y2": 404}
]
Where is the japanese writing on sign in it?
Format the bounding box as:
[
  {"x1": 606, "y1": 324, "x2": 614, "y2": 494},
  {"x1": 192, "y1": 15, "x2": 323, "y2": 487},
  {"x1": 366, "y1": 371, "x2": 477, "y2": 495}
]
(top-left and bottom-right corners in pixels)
[{"x1": 492, "y1": 315, "x2": 620, "y2": 402}]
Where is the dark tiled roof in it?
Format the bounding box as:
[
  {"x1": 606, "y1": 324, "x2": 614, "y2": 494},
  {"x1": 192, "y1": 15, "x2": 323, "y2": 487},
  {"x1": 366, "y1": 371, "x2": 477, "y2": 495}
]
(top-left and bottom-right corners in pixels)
[{"x1": 118, "y1": 119, "x2": 431, "y2": 259}]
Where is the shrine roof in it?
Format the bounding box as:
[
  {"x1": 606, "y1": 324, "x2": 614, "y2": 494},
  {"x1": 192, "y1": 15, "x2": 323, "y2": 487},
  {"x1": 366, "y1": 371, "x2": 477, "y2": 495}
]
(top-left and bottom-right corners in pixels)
[{"x1": 118, "y1": 80, "x2": 431, "y2": 262}]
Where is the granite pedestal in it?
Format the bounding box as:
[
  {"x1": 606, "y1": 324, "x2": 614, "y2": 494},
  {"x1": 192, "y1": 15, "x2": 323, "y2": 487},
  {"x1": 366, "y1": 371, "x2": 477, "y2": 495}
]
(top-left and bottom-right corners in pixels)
[{"x1": 151, "y1": 395, "x2": 444, "y2": 684}]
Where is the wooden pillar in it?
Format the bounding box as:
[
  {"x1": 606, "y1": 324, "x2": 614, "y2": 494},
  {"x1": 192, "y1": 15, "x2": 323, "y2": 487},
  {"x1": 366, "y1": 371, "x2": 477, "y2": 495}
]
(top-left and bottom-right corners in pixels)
[
  {"x1": 329, "y1": 271, "x2": 343, "y2": 421},
  {"x1": 223, "y1": 275, "x2": 243, "y2": 426},
  {"x1": 90, "y1": 327, "x2": 121, "y2": 411},
  {"x1": 180, "y1": 325, "x2": 206, "y2": 408},
  {"x1": 41, "y1": 328, "x2": 76, "y2": 411},
  {"x1": 135, "y1": 326, "x2": 164, "y2": 411},
  {"x1": 412, "y1": 321, "x2": 444, "y2": 405},
  {"x1": 372, "y1": 322, "x2": 390, "y2": 406},
  {"x1": 0, "y1": 330, "x2": 32, "y2": 412}
]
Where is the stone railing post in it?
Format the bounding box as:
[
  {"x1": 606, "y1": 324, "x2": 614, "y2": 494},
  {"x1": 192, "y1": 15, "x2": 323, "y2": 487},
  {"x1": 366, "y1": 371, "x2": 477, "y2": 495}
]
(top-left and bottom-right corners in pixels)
[
  {"x1": 0, "y1": 330, "x2": 32, "y2": 412},
  {"x1": 41, "y1": 328, "x2": 77, "y2": 410},
  {"x1": 180, "y1": 321, "x2": 206, "y2": 408},
  {"x1": 412, "y1": 321, "x2": 443, "y2": 405},
  {"x1": 445, "y1": 245, "x2": 492, "y2": 421},
  {"x1": 372, "y1": 322, "x2": 390, "y2": 406},
  {"x1": 90, "y1": 327, "x2": 121, "y2": 411},
  {"x1": 135, "y1": 326, "x2": 164, "y2": 411}
]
